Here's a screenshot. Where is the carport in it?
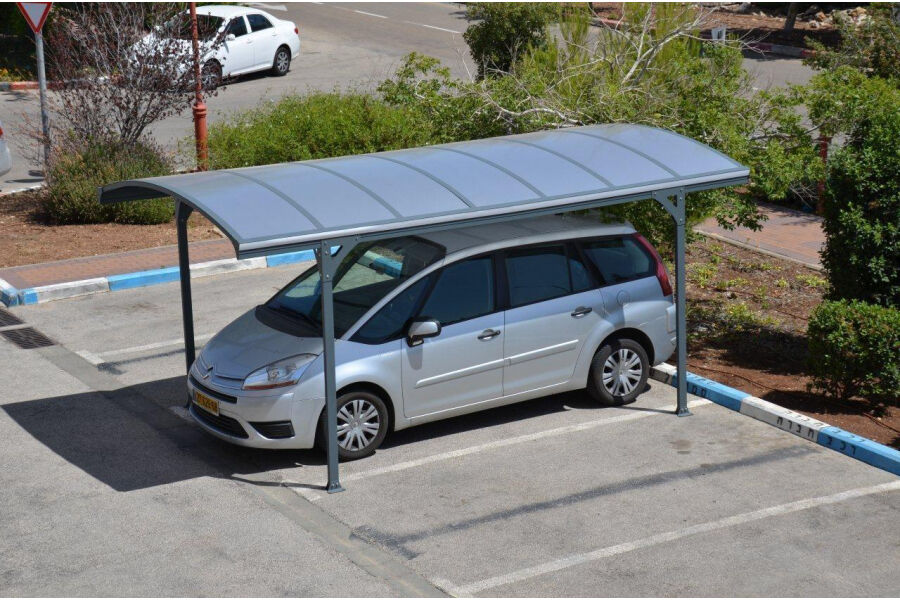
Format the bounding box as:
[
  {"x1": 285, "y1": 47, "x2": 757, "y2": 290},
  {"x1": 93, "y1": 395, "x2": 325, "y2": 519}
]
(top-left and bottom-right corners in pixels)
[{"x1": 99, "y1": 124, "x2": 749, "y2": 493}]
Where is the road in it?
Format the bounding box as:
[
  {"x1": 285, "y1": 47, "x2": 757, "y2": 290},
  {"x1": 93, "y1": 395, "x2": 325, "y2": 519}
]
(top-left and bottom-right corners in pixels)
[
  {"x1": 0, "y1": 2, "x2": 814, "y2": 193},
  {"x1": 1, "y1": 264, "x2": 898, "y2": 595}
]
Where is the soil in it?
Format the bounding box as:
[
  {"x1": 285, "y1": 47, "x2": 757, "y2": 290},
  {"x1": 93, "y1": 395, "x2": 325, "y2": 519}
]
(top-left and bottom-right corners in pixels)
[
  {"x1": 684, "y1": 237, "x2": 900, "y2": 449},
  {"x1": 0, "y1": 188, "x2": 222, "y2": 268},
  {"x1": 591, "y1": 2, "x2": 843, "y2": 50},
  {"x1": 2, "y1": 186, "x2": 897, "y2": 448}
]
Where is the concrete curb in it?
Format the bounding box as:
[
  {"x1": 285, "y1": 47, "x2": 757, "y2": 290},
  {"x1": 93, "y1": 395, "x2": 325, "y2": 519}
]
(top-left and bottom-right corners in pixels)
[
  {"x1": 695, "y1": 230, "x2": 823, "y2": 271},
  {"x1": 0, "y1": 81, "x2": 39, "y2": 91},
  {"x1": 651, "y1": 363, "x2": 900, "y2": 476},
  {"x1": 1, "y1": 250, "x2": 318, "y2": 308}
]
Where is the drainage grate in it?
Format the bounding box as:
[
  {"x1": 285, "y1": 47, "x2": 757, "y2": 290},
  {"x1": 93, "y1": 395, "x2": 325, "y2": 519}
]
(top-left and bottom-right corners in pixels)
[
  {"x1": 0, "y1": 308, "x2": 24, "y2": 328},
  {"x1": 1, "y1": 327, "x2": 55, "y2": 349}
]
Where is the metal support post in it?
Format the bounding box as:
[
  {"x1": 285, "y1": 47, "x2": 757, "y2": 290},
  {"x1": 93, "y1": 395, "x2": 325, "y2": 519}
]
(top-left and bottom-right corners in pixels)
[
  {"x1": 653, "y1": 189, "x2": 690, "y2": 417},
  {"x1": 176, "y1": 202, "x2": 196, "y2": 375},
  {"x1": 318, "y1": 240, "x2": 344, "y2": 494},
  {"x1": 34, "y1": 30, "x2": 50, "y2": 168}
]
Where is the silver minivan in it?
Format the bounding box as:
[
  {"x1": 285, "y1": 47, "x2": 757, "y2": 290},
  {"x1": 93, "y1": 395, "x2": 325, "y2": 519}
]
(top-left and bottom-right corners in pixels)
[{"x1": 188, "y1": 215, "x2": 676, "y2": 459}]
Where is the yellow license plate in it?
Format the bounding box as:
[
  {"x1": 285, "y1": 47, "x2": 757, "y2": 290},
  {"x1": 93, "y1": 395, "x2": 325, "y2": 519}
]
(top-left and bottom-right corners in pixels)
[{"x1": 194, "y1": 391, "x2": 219, "y2": 416}]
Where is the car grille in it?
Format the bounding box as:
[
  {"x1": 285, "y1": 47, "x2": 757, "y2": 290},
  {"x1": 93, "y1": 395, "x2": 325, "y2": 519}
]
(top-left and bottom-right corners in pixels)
[
  {"x1": 250, "y1": 420, "x2": 295, "y2": 439},
  {"x1": 190, "y1": 404, "x2": 248, "y2": 439},
  {"x1": 189, "y1": 374, "x2": 237, "y2": 404}
]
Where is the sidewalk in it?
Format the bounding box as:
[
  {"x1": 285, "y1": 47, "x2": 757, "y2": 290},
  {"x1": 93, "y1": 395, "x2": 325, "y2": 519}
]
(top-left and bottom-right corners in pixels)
[{"x1": 696, "y1": 202, "x2": 824, "y2": 269}]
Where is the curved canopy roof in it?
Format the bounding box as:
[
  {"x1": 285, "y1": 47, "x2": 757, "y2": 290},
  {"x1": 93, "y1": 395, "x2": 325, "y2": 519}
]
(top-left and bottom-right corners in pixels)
[{"x1": 100, "y1": 124, "x2": 749, "y2": 259}]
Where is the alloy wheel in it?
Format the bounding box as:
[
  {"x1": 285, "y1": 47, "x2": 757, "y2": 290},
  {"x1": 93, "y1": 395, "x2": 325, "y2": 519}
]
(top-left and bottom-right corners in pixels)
[
  {"x1": 336, "y1": 398, "x2": 381, "y2": 451},
  {"x1": 275, "y1": 49, "x2": 290, "y2": 73},
  {"x1": 602, "y1": 348, "x2": 643, "y2": 396}
]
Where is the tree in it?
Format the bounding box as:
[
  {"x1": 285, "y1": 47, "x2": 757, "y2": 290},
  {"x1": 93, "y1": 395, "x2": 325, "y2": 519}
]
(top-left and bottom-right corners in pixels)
[
  {"x1": 463, "y1": 3, "x2": 557, "y2": 79},
  {"x1": 44, "y1": 3, "x2": 223, "y2": 147}
]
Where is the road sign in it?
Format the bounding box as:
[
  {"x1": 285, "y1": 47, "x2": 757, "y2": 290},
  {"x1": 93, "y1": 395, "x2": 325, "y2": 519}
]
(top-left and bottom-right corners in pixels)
[{"x1": 16, "y1": 3, "x2": 53, "y2": 34}]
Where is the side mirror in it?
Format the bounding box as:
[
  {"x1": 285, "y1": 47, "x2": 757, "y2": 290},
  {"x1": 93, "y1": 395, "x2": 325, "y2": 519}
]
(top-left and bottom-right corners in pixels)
[
  {"x1": 226, "y1": 33, "x2": 236, "y2": 41},
  {"x1": 406, "y1": 319, "x2": 441, "y2": 347}
]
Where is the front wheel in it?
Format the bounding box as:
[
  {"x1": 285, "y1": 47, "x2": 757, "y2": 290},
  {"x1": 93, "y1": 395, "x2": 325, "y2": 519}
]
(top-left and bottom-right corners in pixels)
[
  {"x1": 587, "y1": 338, "x2": 649, "y2": 406},
  {"x1": 271, "y1": 46, "x2": 291, "y2": 76},
  {"x1": 317, "y1": 390, "x2": 388, "y2": 461},
  {"x1": 201, "y1": 60, "x2": 222, "y2": 91}
]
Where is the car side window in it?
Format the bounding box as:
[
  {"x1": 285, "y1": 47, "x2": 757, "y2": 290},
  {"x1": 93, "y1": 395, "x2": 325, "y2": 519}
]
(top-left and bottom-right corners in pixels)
[
  {"x1": 580, "y1": 236, "x2": 655, "y2": 285},
  {"x1": 505, "y1": 245, "x2": 572, "y2": 307},
  {"x1": 568, "y1": 245, "x2": 593, "y2": 293},
  {"x1": 418, "y1": 257, "x2": 494, "y2": 326},
  {"x1": 351, "y1": 277, "x2": 431, "y2": 345},
  {"x1": 226, "y1": 16, "x2": 248, "y2": 37},
  {"x1": 247, "y1": 13, "x2": 273, "y2": 32}
]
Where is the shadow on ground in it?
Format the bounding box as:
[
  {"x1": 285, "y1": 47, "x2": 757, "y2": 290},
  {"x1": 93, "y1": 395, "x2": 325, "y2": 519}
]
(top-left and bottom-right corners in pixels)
[{"x1": 2, "y1": 375, "x2": 649, "y2": 493}]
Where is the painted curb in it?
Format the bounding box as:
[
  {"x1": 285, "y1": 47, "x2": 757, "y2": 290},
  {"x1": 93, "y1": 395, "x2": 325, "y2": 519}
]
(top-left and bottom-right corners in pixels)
[
  {"x1": 0, "y1": 81, "x2": 39, "y2": 91},
  {"x1": 2, "y1": 251, "x2": 317, "y2": 307},
  {"x1": 650, "y1": 363, "x2": 900, "y2": 476}
]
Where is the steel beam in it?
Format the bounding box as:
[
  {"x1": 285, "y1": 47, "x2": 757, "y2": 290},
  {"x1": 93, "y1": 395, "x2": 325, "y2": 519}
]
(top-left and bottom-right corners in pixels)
[
  {"x1": 654, "y1": 190, "x2": 690, "y2": 417},
  {"x1": 176, "y1": 202, "x2": 196, "y2": 375},
  {"x1": 316, "y1": 240, "x2": 355, "y2": 494}
]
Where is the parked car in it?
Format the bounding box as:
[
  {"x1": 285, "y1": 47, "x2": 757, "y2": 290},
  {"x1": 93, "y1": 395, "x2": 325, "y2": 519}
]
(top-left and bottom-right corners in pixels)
[
  {"x1": 149, "y1": 5, "x2": 300, "y2": 90},
  {"x1": 188, "y1": 215, "x2": 677, "y2": 459},
  {"x1": 0, "y1": 120, "x2": 11, "y2": 178}
]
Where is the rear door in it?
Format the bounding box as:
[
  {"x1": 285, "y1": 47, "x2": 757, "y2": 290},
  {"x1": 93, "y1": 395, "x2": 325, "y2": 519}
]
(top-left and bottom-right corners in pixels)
[
  {"x1": 246, "y1": 12, "x2": 279, "y2": 69},
  {"x1": 579, "y1": 236, "x2": 662, "y2": 319},
  {"x1": 501, "y1": 243, "x2": 603, "y2": 396},
  {"x1": 402, "y1": 255, "x2": 504, "y2": 418}
]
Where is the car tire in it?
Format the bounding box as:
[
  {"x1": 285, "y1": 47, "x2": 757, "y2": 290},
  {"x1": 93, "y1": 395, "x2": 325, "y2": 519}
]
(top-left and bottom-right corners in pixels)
[
  {"x1": 272, "y1": 46, "x2": 291, "y2": 76},
  {"x1": 201, "y1": 60, "x2": 222, "y2": 91},
  {"x1": 317, "y1": 390, "x2": 389, "y2": 461},
  {"x1": 587, "y1": 338, "x2": 649, "y2": 406}
]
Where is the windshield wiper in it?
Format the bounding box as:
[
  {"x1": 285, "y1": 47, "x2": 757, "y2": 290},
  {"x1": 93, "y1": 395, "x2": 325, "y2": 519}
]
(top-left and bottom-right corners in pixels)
[{"x1": 265, "y1": 303, "x2": 321, "y2": 332}]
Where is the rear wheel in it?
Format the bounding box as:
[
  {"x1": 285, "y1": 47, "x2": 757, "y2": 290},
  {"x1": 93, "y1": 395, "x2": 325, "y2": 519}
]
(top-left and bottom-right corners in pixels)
[
  {"x1": 587, "y1": 338, "x2": 649, "y2": 406},
  {"x1": 317, "y1": 390, "x2": 388, "y2": 461},
  {"x1": 271, "y1": 46, "x2": 291, "y2": 76}
]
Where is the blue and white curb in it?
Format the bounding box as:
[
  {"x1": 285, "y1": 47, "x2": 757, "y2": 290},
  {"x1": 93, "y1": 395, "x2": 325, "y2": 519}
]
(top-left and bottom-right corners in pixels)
[
  {"x1": 0, "y1": 251, "x2": 318, "y2": 308},
  {"x1": 651, "y1": 363, "x2": 900, "y2": 476}
]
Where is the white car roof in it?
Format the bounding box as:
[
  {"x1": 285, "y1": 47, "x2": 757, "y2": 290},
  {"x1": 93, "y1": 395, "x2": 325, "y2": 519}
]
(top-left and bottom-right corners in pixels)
[{"x1": 195, "y1": 5, "x2": 270, "y2": 20}]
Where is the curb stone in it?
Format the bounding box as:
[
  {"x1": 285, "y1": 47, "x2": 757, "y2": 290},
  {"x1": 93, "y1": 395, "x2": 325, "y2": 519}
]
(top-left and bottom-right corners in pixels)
[{"x1": 650, "y1": 363, "x2": 900, "y2": 476}]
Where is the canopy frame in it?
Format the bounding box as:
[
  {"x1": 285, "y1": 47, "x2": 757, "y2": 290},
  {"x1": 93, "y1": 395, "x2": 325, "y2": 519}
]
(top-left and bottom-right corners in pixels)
[{"x1": 104, "y1": 125, "x2": 749, "y2": 494}]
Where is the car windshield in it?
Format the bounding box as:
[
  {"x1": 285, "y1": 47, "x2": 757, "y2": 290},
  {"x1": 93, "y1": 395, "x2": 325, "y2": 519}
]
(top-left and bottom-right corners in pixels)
[
  {"x1": 163, "y1": 13, "x2": 224, "y2": 41},
  {"x1": 266, "y1": 237, "x2": 444, "y2": 337}
]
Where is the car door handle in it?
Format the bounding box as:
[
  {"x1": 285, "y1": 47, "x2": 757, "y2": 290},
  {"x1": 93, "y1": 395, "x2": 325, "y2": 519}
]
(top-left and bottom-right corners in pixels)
[
  {"x1": 477, "y1": 328, "x2": 501, "y2": 340},
  {"x1": 571, "y1": 306, "x2": 593, "y2": 318}
]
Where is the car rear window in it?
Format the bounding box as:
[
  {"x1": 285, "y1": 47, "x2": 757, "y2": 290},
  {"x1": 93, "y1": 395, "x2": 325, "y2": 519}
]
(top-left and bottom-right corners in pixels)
[{"x1": 580, "y1": 236, "x2": 655, "y2": 285}]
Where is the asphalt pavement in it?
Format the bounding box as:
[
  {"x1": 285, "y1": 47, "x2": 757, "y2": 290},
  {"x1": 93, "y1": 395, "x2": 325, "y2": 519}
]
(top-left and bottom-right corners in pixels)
[
  {"x1": 2, "y1": 263, "x2": 898, "y2": 596},
  {"x1": 0, "y1": 2, "x2": 813, "y2": 193}
]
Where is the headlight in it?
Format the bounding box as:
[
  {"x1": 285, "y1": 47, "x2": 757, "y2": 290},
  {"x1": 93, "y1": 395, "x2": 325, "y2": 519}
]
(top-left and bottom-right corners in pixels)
[{"x1": 242, "y1": 354, "x2": 316, "y2": 391}]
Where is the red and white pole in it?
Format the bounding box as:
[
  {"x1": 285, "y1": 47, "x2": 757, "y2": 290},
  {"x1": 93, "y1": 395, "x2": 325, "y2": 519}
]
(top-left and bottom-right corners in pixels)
[{"x1": 190, "y1": 2, "x2": 208, "y2": 171}]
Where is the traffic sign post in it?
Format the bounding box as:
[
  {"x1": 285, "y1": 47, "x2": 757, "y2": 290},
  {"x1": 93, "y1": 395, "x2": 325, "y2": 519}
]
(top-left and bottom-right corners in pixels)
[{"x1": 16, "y1": 2, "x2": 53, "y2": 169}]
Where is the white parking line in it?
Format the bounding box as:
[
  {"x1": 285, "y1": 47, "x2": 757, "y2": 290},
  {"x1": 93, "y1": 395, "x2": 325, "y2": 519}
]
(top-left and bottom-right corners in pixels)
[
  {"x1": 77, "y1": 333, "x2": 215, "y2": 365},
  {"x1": 249, "y1": 2, "x2": 287, "y2": 11},
  {"x1": 354, "y1": 9, "x2": 387, "y2": 19},
  {"x1": 403, "y1": 21, "x2": 461, "y2": 34},
  {"x1": 442, "y1": 479, "x2": 900, "y2": 596},
  {"x1": 295, "y1": 399, "x2": 711, "y2": 501}
]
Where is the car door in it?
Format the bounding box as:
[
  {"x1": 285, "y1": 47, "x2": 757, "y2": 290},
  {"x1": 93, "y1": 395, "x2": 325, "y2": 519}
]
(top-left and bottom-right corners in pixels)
[
  {"x1": 246, "y1": 13, "x2": 279, "y2": 70},
  {"x1": 221, "y1": 16, "x2": 254, "y2": 75},
  {"x1": 580, "y1": 236, "x2": 660, "y2": 326},
  {"x1": 502, "y1": 243, "x2": 603, "y2": 396},
  {"x1": 402, "y1": 255, "x2": 504, "y2": 418}
]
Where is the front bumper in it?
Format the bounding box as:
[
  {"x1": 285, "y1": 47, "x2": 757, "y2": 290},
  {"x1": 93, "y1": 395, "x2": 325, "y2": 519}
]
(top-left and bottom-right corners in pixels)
[{"x1": 186, "y1": 375, "x2": 321, "y2": 449}]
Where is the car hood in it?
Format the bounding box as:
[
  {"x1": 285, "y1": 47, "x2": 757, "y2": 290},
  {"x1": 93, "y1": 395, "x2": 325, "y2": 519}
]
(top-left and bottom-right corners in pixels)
[{"x1": 199, "y1": 308, "x2": 322, "y2": 379}]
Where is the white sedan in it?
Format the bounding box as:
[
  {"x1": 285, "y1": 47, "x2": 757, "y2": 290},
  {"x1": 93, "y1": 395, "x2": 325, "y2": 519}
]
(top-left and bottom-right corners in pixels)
[{"x1": 161, "y1": 5, "x2": 301, "y2": 89}]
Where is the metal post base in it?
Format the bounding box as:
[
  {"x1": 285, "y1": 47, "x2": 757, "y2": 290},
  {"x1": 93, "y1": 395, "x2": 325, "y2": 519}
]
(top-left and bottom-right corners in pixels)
[
  {"x1": 676, "y1": 407, "x2": 692, "y2": 417},
  {"x1": 326, "y1": 482, "x2": 345, "y2": 494}
]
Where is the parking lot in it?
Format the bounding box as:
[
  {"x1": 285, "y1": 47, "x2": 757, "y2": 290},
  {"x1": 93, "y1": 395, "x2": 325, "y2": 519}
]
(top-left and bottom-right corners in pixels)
[{"x1": 2, "y1": 264, "x2": 898, "y2": 596}]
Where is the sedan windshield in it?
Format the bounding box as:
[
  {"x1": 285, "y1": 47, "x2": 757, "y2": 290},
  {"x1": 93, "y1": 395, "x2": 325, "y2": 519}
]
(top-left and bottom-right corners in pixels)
[{"x1": 266, "y1": 237, "x2": 444, "y2": 337}]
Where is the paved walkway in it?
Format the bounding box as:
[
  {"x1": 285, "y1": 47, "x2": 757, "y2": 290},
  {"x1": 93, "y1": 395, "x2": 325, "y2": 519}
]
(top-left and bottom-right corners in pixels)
[
  {"x1": 1, "y1": 202, "x2": 825, "y2": 292},
  {"x1": 696, "y1": 202, "x2": 824, "y2": 269}
]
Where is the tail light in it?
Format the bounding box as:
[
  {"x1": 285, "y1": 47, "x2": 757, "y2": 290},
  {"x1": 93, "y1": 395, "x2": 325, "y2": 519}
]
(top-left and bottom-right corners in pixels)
[
  {"x1": 294, "y1": 26, "x2": 299, "y2": 34},
  {"x1": 633, "y1": 233, "x2": 673, "y2": 297},
  {"x1": 0, "y1": 124, "x2": 4, "y2": 139}
]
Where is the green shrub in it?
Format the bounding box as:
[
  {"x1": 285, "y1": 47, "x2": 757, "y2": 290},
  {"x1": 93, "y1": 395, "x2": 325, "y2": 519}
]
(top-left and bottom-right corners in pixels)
[
  {"x1": 805, "y1": 4, "x2": 900, "y2": 82},
  {"x1": 463, "y1": 2, "x2": 557, "y2": 79},
  {"x1": 207, "y1": 92, "x2": 434, "y2": 169},
  {"x1": 820, "y1": 77, "x2": 900, "y2": 307},
  {"x1": 807, "y1": 300, "x2": 900, "y2": 405},
  {"x1": 44, "y1": 140, "x2": 173, "y2": 224}
]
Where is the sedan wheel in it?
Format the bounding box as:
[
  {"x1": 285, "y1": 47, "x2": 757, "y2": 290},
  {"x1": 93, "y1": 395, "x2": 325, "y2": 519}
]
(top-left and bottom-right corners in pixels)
[
  {"x1": 587, "y1": 338, "x2": 649, "y2": 406},
  {"x1": 272, "y1": 47, "x2": 291, "y2": 76},
  {"x1": 201, "y1": 60, "x2": 221, "y2": 91},
  {"x1": 318, "y1": 390, "x2": 389, "y2": 460}
]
